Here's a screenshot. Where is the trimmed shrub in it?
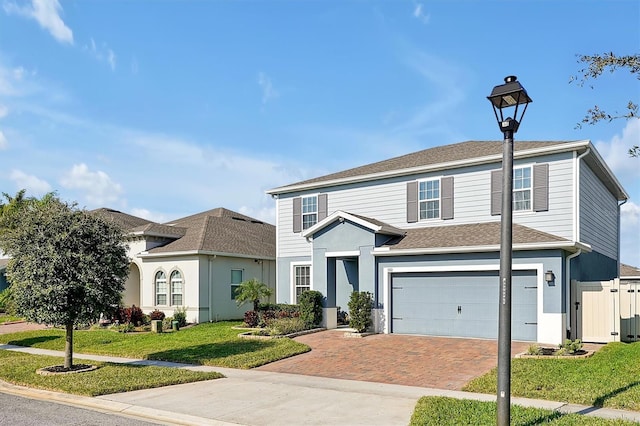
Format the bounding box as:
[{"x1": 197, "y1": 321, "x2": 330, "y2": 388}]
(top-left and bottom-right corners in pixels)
[
  {"x1": 558, "y1": 338, "x2": 583, "y2": 355},
  {"x1": 298, "y1": 290, "x2": 323, "y2": 328},
  {"x1": 267, "y1": 317, "x2": 307, "y2": 336},
  {"x1": 259, "y1": 303, "x2": 300, "y2": 315},
  {"x1": 149, "y1": 309, "x2": 166, "y2": 321},
  {"x1": 348, "y1": 291, "x2": 373, "y2": 333},
  {"x1": 120, "y1": 305, "x2": 144, "y2": 326},
  {"x1": 0, "y1": 288, "x2": 15, "y2": 315},
  {"x1": 259, "y1": 310, "x2": 277, "y2": 328},
  {"x1": 244, "y1": 310, "x2": 259, "y2": 327},
  {"x1": 173, "y1": 306, "x2": 188, "y2": 327}
]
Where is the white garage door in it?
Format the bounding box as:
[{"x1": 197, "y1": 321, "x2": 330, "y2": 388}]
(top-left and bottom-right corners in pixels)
[{"x1": 391, "y1": 270, "x2": 537, "y2": 341}]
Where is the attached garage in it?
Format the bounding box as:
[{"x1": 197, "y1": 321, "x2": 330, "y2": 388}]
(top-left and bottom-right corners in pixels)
[{"x1": 390, "y1": 270, "x2": 538, "y2": 341}]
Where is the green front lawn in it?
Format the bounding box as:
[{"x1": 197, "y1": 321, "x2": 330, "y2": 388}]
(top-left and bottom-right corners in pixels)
[
  {"x1": 0, "y1": 350, "x2": 222, "y2": 396},
  {"x1": 410, "y1": 397, "x2": 636, "y2": 426},
  {"x1": 464, "y1": 342, "x2": 640, "y2": 411},
  {"x1": 0, "y1": 314, "x2": 23, "y2": 324},
  {"x1": 0, "y1": 321, "x2": 310, "y2": 369}
]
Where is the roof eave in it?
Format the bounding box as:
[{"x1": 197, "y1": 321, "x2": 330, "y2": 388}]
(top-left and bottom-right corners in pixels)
[
  {"x1": 267, "y1": 140, "x2": 592, "y2": 195},
  {"x1": 138, "y1": 250, "x2": 275, "y2": 260},
  {"x1": 372, "y1": 241, "x2": 591, "y2": 256}
]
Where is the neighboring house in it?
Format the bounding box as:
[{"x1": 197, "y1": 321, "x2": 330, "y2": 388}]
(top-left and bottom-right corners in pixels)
[
  {"x1": 93, "y1": 207, "x2": 276, "y2": 324},
  {"x1": 0, "y1": 258, "x2": 8, "y2": 293},
  {"x1": 267, "y1": 140, "x2": 628, "y2": 345},
  {"x1": 620, "y1": 263, "x2": 640, "y2": 283}
]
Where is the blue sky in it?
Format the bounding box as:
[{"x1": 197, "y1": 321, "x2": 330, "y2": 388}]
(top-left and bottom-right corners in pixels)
[{"x1": 0, "y1": 0, "x2": 638, "y2": 265}]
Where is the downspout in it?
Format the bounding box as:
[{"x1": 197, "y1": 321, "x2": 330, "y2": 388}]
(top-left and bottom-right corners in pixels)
[
  {"x1": 566, "y1": 148, "x2": 590, "y2": 333},
  {"x1": 566, "y1": 249, "x2": 582, "y2": 333},
  {"x1": 617, "y1": 199, "x2": 627, "y2": 277}
]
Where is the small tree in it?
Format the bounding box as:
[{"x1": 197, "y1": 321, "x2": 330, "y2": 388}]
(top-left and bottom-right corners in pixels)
[
  {"x1": 0, "y1": 196, "x2": 129, "y2": 369},
  {"x1": 298, "y1": 290, "x2": 323, "y2": 328},
  {"x1": 235, "y1": 278, "x2": 273, "y2": 312},
  {"x1": 348, "y1": 291, "x2": 373, "y2": 333}
]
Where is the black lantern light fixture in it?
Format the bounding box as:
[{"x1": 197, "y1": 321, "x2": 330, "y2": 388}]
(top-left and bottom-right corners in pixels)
[{"x1": 487, "y1": 75, "x2": 532, "y2": 426}]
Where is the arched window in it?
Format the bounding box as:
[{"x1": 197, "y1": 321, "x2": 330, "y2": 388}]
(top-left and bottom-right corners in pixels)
[
  {"x1": 155, "y1": 271, "x2": 167, "y2": 305},
  {"x1": 170, "y1": 270, "x2": 183, "y2": 306}
]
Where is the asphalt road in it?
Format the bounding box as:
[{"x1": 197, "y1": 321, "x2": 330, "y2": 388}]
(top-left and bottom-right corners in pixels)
[{"x1": 0, "y1": 392, "x2": 163, "y2": 426}]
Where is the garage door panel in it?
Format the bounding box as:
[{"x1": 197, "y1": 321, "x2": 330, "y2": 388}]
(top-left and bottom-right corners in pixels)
[{"x1": 392, "y1": 270, "x2": 537, "y2": 341}]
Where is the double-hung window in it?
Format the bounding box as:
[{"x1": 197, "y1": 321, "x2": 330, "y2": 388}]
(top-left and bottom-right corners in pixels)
[
  {"x1": 230, "y1": 269, "x2": 243, "y2": 300},
  {"x1": 302, "y1": 196, "x2": 318, "y2": 230},
  {"x1": 155, "y1": 271, "x2": 167, "y2": 305},
  {"x1": 419, "y1": 179, "x2": 440, "y2": 220},
  {"x1": 513, "y1": 166, "x2": 532, "y2": 211},
  {"x1": 170, "y1": 271, "x2": 183, "y2": 306},
  {"x1": 293, "y1": 264, "x2": 311, "y2": 303}
]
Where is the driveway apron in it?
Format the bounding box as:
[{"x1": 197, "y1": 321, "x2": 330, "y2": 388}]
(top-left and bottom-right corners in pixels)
[{"x1": 257, "y1": 330, "x2": 530, "y2": 390}]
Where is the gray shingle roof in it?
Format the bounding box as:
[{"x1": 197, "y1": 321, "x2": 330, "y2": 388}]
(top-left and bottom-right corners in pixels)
[
  {"x1": 382, "y1": 222, "x2": 568, "y2": 251},
  {"x1": 270, "y1": 140, "x2": 577, "y2": 192},
  {"x1": 148, "y1": 208, "x2": 275, "y2": 258},
  {"x1": 90, "y1": 208, "x2": 153, "y2": 231},
  {"x1": 92, "y1": 207, "x2": 275, "y2": 259},
  {"x1": 620, "y1": 263, "x2": 640, "y2": 278}
]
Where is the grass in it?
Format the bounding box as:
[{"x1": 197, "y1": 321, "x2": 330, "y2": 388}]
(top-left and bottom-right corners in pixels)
[
  {"x1": 0, "y1": 321, "x2": 310, "y2": 369},
  {"x1": 464, "y1": 342, "x2": 640, "y2": 411},
  {"x1": 0, "y1": 350, "x2": 222, "y2": 396},
  {"x1": 410, "y1": 397, "x2": 637, "y2": 426},
  {"x1": 0, "y1": 314, "x2": 23, "y2": 324}
]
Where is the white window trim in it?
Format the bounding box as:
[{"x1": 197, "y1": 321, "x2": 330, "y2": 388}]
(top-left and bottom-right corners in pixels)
[
  {"x1": 513, "y1": 165, "x2": 533, "y2": 213},
  {"x1": 154, "y1": 270, "x2": 168, "y2": 306},
  {"x1": 301, "y1": 194, "x2": 319, "y2": 230},
  {"x1": 290, "y1": 261, "x2": 312, "y2": 304},
  {"x1": 169, "y1": 269, "x2": 184, "y2": 306},
  {"x1": 418, "y1": 177, "x2": 441, "y2": 221},
  {"x1": 230, "y1": 268, "x2": 244, "y2": 300}
]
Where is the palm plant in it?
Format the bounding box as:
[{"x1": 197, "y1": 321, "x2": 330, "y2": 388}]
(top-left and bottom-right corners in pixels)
[{"x1": 235, "y1": 278, "x2": 273, "y2": 312}]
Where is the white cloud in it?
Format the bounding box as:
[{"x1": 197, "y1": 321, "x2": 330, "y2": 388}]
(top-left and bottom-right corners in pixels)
[
  {"x1": 595, "y1": 119, "x2": 640, "y2": 187},
  {"x1": 413, "y1": 3, "x2": 430, "y2": 24},
  {"x1": 130, "y1": 208, "x2": 171, "y2": 224},
  {"x1": 258, "y1": 72, "x2": 279, "y2": 105},
  {"x1": 84, "y1": 38, "x2": 117, "y2": 71},
  {"x1": 59, "y1": 163, "x2": 123, "y2": 206},
  {"x1": 4, "y1": 0, "x2": 73, "y2": 44},
  {"x1": 620, "y1": 201, "x2": 640, "y2": 267},
  {"x1": 9, "y1": 169, "x2": 52, "y2": 195},
  {"x1": 0, "y1": 130, "x2": 7, "y2": 149}
]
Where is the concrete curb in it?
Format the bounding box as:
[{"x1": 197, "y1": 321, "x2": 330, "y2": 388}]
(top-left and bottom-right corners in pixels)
[{"x1": 0, "y1": 380, "x2": 235, "y2": 426}]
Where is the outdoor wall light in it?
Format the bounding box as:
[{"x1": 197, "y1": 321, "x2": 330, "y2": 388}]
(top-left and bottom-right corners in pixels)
[
  {"x1": 545, "y1": 270, "x2": 556, "y2": 284},
  {"x1": 487, "y1": 75, "x2": 532, "y2": 426}
]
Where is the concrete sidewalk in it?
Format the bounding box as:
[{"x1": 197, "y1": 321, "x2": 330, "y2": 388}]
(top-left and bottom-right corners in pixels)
[{"x1": 1, "y1": 344, "x2": 640, "y2": 425}]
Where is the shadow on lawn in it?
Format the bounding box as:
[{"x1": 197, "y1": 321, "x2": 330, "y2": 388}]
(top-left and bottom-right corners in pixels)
[
  {"x1": 593, "y1": 380, "x2": 640, "y2": 408},
  {"x1": 146, "y1": 339, "x2": 280, "y2": 366},
  {"x1": 3, "y1": 335, "x2": 60, "y2": 346}
]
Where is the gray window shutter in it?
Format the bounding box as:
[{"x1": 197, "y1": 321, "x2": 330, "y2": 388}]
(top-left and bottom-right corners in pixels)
[
  {"x1": 533, "y1": 164, "x2": 549, "y2": 212},
  {"x1": 491, "y1": 170, "x2": 502, "y2": 216},
  {"x1": 318, "y1": 194, "x2": 328, "y2": 221},
  {"x1": 441, "y1": 176, "x2": 454, "y2": 220},
  {"x1": 407, "y1": 181, "x2": 418, "y2": 223},
  {"x1": 292, "y1": 197, "x2": 302, "y2": 233}
]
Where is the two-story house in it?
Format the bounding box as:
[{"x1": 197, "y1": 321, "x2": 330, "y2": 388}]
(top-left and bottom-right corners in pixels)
[{"x1": 267, "y1": 140, "x2": 628, "y2": 345}]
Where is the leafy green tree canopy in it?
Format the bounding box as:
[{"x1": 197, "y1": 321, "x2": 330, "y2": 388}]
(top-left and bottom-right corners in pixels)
[
  {"x1": 571, "y1": 52, "x2": 640, "y2": 157},
  {"x1": 0, "y1": 193, "x2": 129, "y2": 368},
  {"x1": 235, "y1": 278, "x2": 273, "y2": 312}
]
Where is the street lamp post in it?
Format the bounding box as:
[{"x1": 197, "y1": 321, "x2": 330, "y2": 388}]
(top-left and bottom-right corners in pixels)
[{"x1": 487, "y1": 76, "x2": 532, "y2": 426}]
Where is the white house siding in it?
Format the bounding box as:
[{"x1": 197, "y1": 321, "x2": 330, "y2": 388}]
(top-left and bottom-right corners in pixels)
[
  {"x1": 277, "y1": 153, "x2": 575, "y2": 259},
  {"x1": 580, "y1": 162, "x2": 619, "y2": 259},
  {"x1": 138, "y1": 255, "x2": 201, "y2": 323}
]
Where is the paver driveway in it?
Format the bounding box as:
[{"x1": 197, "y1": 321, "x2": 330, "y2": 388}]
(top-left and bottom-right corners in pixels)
[{"x1": 257, "y1": 330, "x2": 530, "y2": 390}]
